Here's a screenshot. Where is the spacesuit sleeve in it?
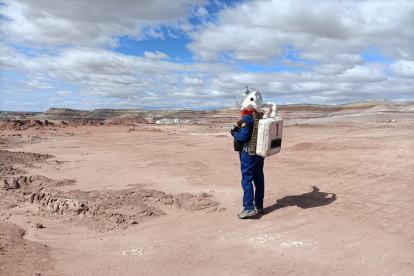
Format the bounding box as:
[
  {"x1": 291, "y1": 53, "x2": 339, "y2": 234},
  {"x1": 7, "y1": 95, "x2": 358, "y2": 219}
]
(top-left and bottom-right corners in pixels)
[{"x1": 234, "y1": 116, "x2": 252, "y2": 142}]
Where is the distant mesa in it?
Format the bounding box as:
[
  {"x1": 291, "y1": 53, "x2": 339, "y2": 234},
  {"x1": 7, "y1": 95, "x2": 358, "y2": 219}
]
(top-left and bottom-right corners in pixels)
[
  {"x1": 33, "y1": 107, "x2": 239, "y2": 124},
  {"x1": 104, "y1": 115, "x2": 147, "y2": 124},
  {"x1": 0, "y1": 101, "x2": 412, "y2": 124}
]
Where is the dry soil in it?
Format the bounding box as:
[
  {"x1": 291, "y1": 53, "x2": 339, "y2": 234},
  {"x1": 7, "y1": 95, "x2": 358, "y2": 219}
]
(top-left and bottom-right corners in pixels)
[{"x1": 0, "y1": 103, "x2": 413, "y2": 276}]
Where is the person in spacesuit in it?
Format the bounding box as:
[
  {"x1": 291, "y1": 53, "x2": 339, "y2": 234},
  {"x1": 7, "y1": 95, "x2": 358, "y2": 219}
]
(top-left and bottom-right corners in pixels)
[{"x1": 230, "y1": 87, "x2": 265, "y2": 219}]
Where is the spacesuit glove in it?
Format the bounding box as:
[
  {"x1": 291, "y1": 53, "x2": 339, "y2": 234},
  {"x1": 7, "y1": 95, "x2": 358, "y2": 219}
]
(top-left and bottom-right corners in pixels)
[{"x1": 230, "y1": 125, "x2": 239, "y2": 136}]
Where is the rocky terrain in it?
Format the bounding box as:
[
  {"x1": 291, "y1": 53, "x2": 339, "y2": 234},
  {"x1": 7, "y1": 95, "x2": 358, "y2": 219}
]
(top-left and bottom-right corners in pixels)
[
  {"x1": 0, "y1": 101, "x2": 413, "y2": 276},
  {"x1": 0, "y1": 148, "x2": 222, "y2": 232},
  {"x1": 3, "y1": 100, "x2": 412, "y2": 125}
]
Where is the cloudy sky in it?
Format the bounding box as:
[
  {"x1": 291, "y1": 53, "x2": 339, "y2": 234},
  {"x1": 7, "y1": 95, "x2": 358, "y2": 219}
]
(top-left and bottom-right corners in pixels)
[{"x1": 1, "y1": 0, "x2": 413, "y2": 111}]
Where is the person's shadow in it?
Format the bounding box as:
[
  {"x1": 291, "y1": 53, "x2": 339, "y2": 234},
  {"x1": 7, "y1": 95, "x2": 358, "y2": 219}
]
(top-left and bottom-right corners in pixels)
[{"x1": 252, "y1": 186, "x2": 336, "y2": 219}]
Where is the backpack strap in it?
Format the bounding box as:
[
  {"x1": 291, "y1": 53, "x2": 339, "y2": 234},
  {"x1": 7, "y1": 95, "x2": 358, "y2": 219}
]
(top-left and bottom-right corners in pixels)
[{"x1": 248, "y1": 110, "x2": 263, "y2": 155}]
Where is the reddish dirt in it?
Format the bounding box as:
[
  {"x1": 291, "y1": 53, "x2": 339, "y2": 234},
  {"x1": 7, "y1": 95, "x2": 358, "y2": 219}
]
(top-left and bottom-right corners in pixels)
[
  {"x1": 0, "y1": 102, "x2": 413, "y2": 275},
  {"x1": 0, "y1": 119, "x2": 57, "y2": 131},
  {"x1": 0, "y1": 222, "x2": 61, "y2": 276}
]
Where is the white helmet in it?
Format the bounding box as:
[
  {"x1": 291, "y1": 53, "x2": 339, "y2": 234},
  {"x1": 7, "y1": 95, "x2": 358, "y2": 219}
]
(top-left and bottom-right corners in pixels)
[{"x1": 236, "y1": 87, "x2": 263, "y2": 111}]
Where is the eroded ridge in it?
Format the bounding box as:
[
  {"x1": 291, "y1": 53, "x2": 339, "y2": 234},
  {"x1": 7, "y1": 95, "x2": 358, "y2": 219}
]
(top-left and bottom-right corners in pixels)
[{"x1": 1, "y1": 174, "x2": 221, "y2": 232}]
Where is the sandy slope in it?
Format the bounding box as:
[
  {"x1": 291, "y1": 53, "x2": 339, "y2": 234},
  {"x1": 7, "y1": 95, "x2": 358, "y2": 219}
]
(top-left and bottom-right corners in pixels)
[{"x1": 1, "y1": 105, "x2": 413, "y2": 276}]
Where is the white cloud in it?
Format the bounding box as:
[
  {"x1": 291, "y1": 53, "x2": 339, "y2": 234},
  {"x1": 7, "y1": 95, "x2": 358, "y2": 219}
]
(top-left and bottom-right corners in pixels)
[
  {"x1": 142, "y1": 27, "x2": 165, "y2": 40},
  {"x1": 188, "y1": 0, "x2": 414, "y2": 63},
  {"x1": 0, "y1": 0, "x2": 206, "y2": 46},
  {"x1": 144, "y1": 51, "x2": 169, "y2": 60},
  {"x1": 339, "y1": 64, "x2": 388, "y2": 83},
  {"x1": 22, "y1": 79, "x2": 54, "y2": 89},
  {"x1": 182, "y1": 76, "x2": 204, "y2": 85},
  {"x1": 389, "y1": 60, "x2": 414, "y2": 78},
  {"x1": 0, "y1": 0, "x2": 413, "y2": 111},
  {"x1": 56, "y1": 90, "x2": 72, "y2": 96},
  {"x1": 314, "y1": 64, "x2": 354, "y2": 75},
  {"x1": 196, "y1": 7, "x2": 208, "y2": 17}
]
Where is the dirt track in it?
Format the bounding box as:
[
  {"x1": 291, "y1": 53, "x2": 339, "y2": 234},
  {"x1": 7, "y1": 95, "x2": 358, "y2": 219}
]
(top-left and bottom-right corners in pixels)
[{"x1": 1, "y1": 104, "x2": 413, "y2": 275}]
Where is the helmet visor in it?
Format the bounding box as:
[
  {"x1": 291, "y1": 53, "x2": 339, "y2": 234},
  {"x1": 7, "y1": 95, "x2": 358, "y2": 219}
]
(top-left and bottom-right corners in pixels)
[{"x1": 236, "y1": 87, "x2": 256, "y2": 110}]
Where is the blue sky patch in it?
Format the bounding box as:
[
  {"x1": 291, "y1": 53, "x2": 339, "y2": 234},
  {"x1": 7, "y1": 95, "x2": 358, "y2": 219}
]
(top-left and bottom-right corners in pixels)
[
  {"x1": 8, "y1": 43, "x2": 62, "y2": 57},
  {"x1": 10, "y1": 44, "x2": 37, "y2": 57},
  {"x1": 283, "y1": 45, "x2": 319, "y2": 65},
  {"x1": 1, "y1": 70, "x2": 30, "y2": 80},
  {"x1": 111, "y1": 28, "x2": 194, "y2": 63},
  {"x1": 362, "y1": 46, "x2": 393, "y2": 63}
]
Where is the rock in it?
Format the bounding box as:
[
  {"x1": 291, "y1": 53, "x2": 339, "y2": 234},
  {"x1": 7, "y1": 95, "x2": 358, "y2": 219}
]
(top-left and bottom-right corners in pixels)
[
  {"x1": 10, "y1": 178, "x2": 20, "y2": 189},
  {"x1": 195, "y1": 192, "x2": 209, "y2": 198},
  {"x1": 33, "y1": 194, "x2": 40, "y2": 204},
  {"x1": 391, "y1": 119, "x2": 396, "y2": 123},
  {"x1": 30, "y1": 175, "x2": 51, "y2": 183},
  {"x1": 122, "y1": 249, "x2": 142, "y2": 256},
  {"x1": 205, "y1": 207, "x2": 218, "y2": 213},
  {"x1": 1, "y1": 179, "x2": 10, "y2": 190},
  {"x1": 17, "y1": 176, "x2": 27, "y2": 187},
  {"x1": 176, "y1": 192, "x2": 192, "y2": 200},
  {"x1": 36, "y1": 223, "x2": 44, "y2": 229}
]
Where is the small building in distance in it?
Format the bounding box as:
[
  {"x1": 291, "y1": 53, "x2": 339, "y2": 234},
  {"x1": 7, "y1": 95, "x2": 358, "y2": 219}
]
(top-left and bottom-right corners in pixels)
[{"x1": 155, "y1": 118, "x2": 181, "y2": 125}]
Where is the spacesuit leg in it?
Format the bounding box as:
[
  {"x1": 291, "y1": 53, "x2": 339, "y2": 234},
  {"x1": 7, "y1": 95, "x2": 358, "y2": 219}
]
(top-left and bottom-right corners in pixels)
[
  {"x1": 253, "y1": 156, "x2": 265, "y2": 209},
  {"x1": 240, "y1": 151, "x2": 255, "y2": 210}
]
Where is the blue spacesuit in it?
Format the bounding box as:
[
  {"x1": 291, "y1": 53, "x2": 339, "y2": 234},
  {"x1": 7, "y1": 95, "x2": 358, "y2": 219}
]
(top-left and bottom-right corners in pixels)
[{"x1": 233, "y1": 112, "x2": 265, "y2": 212}]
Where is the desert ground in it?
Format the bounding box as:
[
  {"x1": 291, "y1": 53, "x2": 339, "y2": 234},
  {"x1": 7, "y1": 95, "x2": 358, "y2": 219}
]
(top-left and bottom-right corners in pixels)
[{"x1": 0, "y1": 101, "x2": 413, "y2": 276}]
